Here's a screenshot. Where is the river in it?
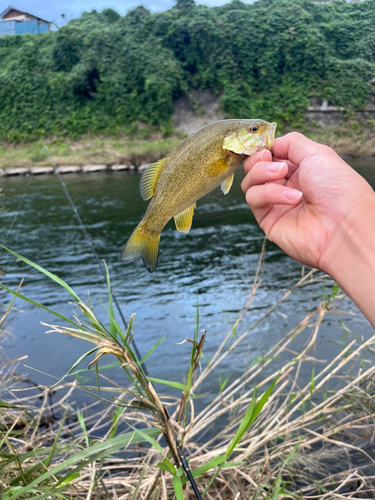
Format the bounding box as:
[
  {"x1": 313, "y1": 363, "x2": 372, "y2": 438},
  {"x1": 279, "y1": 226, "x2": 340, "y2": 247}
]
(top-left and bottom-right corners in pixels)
[{"x1": 1, "y1": 158, "x2": 374, "y2": 408}]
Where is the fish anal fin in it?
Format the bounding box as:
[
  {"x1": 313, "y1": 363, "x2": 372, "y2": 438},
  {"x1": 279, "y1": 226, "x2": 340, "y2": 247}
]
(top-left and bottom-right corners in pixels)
[
  {"x1": 140, "y1": 156, "x2": 169, "y2": 201},
  {"x1": 174, "y1": 203, "x2": 196, "y2": 233},
  {"x1": 206, "y1": 157, "x2": 229, "y2": 177},
  {"x1": 221, "y1": 173, "x2": 234, "y2": 195}
]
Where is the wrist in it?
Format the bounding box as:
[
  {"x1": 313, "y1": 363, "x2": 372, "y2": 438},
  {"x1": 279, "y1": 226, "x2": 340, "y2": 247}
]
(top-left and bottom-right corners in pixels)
[{"x1": 322, "y1": 194, "x2": 375, "y2": 327}]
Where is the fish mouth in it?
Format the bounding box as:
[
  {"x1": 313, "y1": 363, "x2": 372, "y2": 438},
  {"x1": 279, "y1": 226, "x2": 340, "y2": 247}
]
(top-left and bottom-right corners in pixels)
[{"x1": 265, "y1": 122, "x2": 277, "y2": 151}]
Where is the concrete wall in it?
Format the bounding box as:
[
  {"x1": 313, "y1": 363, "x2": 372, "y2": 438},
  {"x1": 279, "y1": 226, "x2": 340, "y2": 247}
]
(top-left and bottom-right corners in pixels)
[
  {"x1": 306, "y1": 99, "x2": 375, "y2": 128},
  {"x1": 172, "y1": 92, "x2": 375, "y2": 134}
]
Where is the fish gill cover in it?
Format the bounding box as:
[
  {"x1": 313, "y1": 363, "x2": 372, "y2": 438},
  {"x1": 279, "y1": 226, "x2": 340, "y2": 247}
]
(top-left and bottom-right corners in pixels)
[{"x1": 0, "y1": 0, "x2": 373, "y2": 142}]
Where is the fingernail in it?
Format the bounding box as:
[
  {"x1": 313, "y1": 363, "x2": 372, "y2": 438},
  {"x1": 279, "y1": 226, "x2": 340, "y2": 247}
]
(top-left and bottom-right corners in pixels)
[
  {"x1": 266, "y1": 162, "x2": 285, "y2": 173},
  {"x1": 260, "y1": 149, "x2": 267, "y2": 160},
  {"x1": 283, "y1": 189, "x2": 303, "y2": 201}
]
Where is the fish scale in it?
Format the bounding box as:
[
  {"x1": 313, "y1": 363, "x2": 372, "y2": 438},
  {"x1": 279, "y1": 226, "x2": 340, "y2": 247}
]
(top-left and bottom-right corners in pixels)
[{"x1": 121, "y1": 119, "x2": 276, "y2": 272}]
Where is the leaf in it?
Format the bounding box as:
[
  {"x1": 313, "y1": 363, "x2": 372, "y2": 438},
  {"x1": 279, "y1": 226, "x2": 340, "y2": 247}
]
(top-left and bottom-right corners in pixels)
[
  {"x1": 0, "y1": 283, "x2": 79, "y2": 328},
  {"x1": 222, "y1": 461, "x2": 245, "y2": 468},
  {"x1": 157, "y1": 457, "x2": 176, "y2": 476},
  {"x1": 104, "y1": 261, "x2": 125, "y2": 342},
  {"x1": 77, "y1": 409, "x2": 89, "y2": 447},
  {"x1": 124, "y1": 314, "x2": 135, "y2": 344},
  {"x1": 225, "y1": 375, "x2": 279, "y2": 458},
  {"x1": 172, "y1": 475, "x2": 185, "y2": 500},
  {"x1": 127, "y1": 424, "x2": 164, "y2": 454},
  {"x1": 284, "y1": 444, "x2": 300, "y2": 465},
  {"x1": 225, "y1": 388, "x2": 256, "y2": 458},
  {"x1": 8, "y1": 428, "x2": 161, "y2": 499},
  {"x1": 51, "y1": 347, "x2": 99, "y2": 388},
  {"x1": 108, "y1": 405, "x2": 126, "y2": 440},
  {"x1": 1, "y1": 246, "x2": 80, "y2": 302},
  {"x1": 146, "y1": 377, "x2": 188, "y2": 392},
  {"x1": 251, "y1": 374, "x2": 279, "y2": 424},
  {"x1": 60, "y1": 472, "x2": 80, "y2": 484},
  {"x1": 140, "y1": 335, "x2": 166, "y2": 365},
  {"x1": 181, "y1": 456, "x2": 226, "y2": 484}
]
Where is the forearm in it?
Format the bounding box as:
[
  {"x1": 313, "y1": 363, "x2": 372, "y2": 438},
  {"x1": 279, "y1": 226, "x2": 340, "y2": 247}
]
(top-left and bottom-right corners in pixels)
[{"x1": 323, "y1": 197, "x2": 375, "y2": 328}]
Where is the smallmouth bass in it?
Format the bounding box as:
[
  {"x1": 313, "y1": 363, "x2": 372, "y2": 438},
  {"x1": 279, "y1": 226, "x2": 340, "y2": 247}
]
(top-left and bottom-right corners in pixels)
[{"x1": 121, "y1": 119, "x2": 276, "y2": 272}]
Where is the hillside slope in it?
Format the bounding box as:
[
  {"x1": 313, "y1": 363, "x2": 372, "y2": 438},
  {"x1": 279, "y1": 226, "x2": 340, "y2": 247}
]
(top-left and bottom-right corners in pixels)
[{"x1": 0, "y1": 0, "x2": 374, "y2": 142}]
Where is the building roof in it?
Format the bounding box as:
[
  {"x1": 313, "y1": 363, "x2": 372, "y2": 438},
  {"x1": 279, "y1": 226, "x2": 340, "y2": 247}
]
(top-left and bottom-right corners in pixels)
[{"x1": 0, "y1": 5, "x2": 51, "y2": 23}]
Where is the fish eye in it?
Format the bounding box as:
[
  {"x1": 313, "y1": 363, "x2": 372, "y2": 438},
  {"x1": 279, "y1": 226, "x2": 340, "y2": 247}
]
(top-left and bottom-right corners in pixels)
[{"x1": 250, "y1": 126, "x2": 259, "y2": 133}]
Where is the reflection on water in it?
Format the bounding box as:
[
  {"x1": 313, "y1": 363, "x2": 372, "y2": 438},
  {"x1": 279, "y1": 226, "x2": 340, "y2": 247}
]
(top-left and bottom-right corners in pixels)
[{"x1": 0, "y1": 159, "x2": 374, "y2": 406}]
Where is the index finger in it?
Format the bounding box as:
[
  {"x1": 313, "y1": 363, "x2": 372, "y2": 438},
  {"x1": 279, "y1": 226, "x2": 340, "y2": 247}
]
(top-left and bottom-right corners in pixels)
[
  {"x1": 244, "y1": 149, "x2": 272, "y2": 173},
  {"x1": 273, "y1": 132, "x2": 337, "y2": 166}
]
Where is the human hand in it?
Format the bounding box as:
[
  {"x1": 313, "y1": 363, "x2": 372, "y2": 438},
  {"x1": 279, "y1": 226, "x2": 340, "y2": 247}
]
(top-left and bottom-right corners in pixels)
[{"x1": 241, "y1": 132, "x2": 375, "y2": 275}]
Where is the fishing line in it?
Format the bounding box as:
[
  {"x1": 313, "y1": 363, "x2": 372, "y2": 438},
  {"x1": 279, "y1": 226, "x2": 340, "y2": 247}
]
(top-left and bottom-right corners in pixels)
[
  {"x1": 1, "y1": 172, "x2": 34, "y2": 256},
  {"x1": 45, "y1": 148, "x2": 203, "y2": 499},
  {"x1": 44, "y1": 147, "x2": 149, "y2": 375}
]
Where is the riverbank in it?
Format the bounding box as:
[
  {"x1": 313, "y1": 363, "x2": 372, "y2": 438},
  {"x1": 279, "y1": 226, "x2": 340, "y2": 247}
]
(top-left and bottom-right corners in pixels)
[
  {"x1": 0, "y1": 136, "x2": 183, "y2": 171},
  {"x1": 2, "y1": 263, "x2": 375, "y2": 499},
  {"x1": 0, "y1": 125, "x2": 375, "y2": 173}
]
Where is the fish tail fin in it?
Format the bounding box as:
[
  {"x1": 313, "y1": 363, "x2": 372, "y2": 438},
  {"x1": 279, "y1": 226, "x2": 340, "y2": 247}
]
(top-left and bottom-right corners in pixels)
[{"x1": 121, "y1": 222, "x2": 161, "y2": 273}]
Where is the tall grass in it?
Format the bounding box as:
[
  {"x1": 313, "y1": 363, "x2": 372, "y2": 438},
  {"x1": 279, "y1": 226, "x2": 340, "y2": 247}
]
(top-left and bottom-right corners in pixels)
[{"x1": 1, "y1": 245, "x2": 375, "y2": 499}]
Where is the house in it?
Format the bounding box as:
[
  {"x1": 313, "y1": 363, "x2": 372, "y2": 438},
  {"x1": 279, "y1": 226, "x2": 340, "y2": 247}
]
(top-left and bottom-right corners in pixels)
[{"x1": 0, "y1": 5, "x2": 51, "y2": 36}]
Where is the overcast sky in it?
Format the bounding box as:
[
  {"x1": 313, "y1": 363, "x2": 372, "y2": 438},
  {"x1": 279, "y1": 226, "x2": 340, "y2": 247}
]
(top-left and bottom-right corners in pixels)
[{"x1": 1, "y1": 0, "x2": 256, "y2": 25}]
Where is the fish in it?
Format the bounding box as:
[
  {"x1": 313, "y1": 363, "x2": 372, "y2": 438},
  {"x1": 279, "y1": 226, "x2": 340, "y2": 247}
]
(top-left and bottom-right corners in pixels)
[{"x1": 121, "y1": 119, "x2": 276, "y2": 273}]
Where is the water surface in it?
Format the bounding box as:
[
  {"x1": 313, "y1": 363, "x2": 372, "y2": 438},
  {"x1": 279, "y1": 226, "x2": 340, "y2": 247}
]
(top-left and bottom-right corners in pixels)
[{"x1": 1, "y1": 159, "x2": 374, "y2": 407}]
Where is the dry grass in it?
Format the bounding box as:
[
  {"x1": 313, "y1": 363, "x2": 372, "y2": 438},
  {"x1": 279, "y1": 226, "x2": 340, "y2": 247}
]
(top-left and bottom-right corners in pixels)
[
  {"x1": 1, "y1": 250, "x2": 375, "y2": 499},
  {"x1": 310, "y1": 122, "x2": 375, "y2": 157},
  {"x1": 0, "y1": 135, "x2": 182, "y2": 169}
]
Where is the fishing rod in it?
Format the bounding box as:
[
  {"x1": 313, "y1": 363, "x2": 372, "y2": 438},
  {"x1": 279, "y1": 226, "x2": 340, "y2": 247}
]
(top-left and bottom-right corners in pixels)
[{"x1": 45, "y1": 147, "x2": 203, "y2": 499}]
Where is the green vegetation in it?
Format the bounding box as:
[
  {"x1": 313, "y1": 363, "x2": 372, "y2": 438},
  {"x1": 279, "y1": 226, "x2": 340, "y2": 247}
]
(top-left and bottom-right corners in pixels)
[
  {"x1": 0, "y1": 0, "x2": 375, "y2": 143},
  {"x1": 1, "y1": 247, "x2": 375, "y2": 498}
]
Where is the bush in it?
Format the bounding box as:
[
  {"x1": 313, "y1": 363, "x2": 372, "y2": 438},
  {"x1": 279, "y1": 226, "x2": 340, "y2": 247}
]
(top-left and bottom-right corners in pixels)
[{"x1": 0, "y1": 0, "x2": 374, "y2": 142}]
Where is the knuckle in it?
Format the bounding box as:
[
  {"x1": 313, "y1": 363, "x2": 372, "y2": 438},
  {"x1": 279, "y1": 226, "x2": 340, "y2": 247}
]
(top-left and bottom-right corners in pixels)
[
  {"x1": 264, "y1": 183, "x2": 274, "y2": 198},
  {"x1": 245, "y1": 188, "x2": 256, "y2": 206}
]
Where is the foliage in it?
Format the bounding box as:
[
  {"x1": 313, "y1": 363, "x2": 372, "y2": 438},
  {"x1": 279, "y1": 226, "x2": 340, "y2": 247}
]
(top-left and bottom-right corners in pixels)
[{"x1": 0, "y1": 0, "x2": 374, "y2": 141}]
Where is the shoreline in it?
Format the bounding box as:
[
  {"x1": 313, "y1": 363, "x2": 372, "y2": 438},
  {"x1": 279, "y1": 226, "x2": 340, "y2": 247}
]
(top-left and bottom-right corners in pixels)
[
  {"x1": 1, "y1": 153, "x2": 373, "y2": 178},
  {"x1": 0, "y1": 163, "x2": 148, "y2": 177},
  {"x1": 1, "y1": 126, "x2": 375, "y2": 177}
]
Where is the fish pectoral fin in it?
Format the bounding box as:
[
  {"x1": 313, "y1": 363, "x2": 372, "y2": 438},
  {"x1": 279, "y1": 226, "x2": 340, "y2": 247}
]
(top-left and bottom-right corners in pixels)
[
  {"x1": 139, "y1": 155, "x2": 169, "y2": 201},
  {"x1": 221, "y1": 173, "x2": 234, "y2": 195},
  {"x1": 174, "y1": 203, "x2": 196, "y2": 233},
  {"x1": 206, "y1": 157, "x2": 229, "y2": 177}
]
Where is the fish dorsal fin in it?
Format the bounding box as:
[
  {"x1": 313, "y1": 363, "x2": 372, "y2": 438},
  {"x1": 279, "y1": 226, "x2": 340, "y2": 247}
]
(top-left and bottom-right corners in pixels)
[
  {"x1": 140, "y1": 156, "x2": 168, "y2": 201},
  {"x1": 221, "y1": 173, "x2": 234, "y2": 195},
  {"x1": 174, "y1": 203, "x2": 196, "y2": 233}
]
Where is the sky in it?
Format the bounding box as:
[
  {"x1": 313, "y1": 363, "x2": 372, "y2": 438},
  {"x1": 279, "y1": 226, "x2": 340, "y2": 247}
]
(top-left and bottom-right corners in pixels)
[{"x1": 0, "y1": 0, "x2": 256, "y2": 25}]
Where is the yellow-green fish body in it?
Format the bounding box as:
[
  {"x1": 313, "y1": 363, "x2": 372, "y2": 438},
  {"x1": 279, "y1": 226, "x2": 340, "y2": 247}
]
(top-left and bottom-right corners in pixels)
[{"x1": 121, "y1": 119, "x2": 276, "y2": 272}]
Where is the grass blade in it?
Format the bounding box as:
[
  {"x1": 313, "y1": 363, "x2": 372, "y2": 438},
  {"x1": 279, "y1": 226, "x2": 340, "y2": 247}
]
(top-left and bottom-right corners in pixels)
[
  {"x1": 146, "y1": 377, "x2": 188, "y2": 392},
  {"x1": 7, "y1": 428, "x2": 161, "y2": 499},
  {"x1": 127, "y1": 424, "x2": 164, "y2": 454},
  {"x1": 0, "y1": 283, "x2": 79, "y2": 328},
  {"x1": 181, "y1": 456, "x2": 226, "y2": 484},
  {"x1": 172, "y1": 475, "x2": 185, "y2": 500},
  {"x1": 140, "y1": 335, "x2": 166, "y2": 365},
  {"x1": 1, "y1": 246, "x2": 80, "y2": 302}
]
